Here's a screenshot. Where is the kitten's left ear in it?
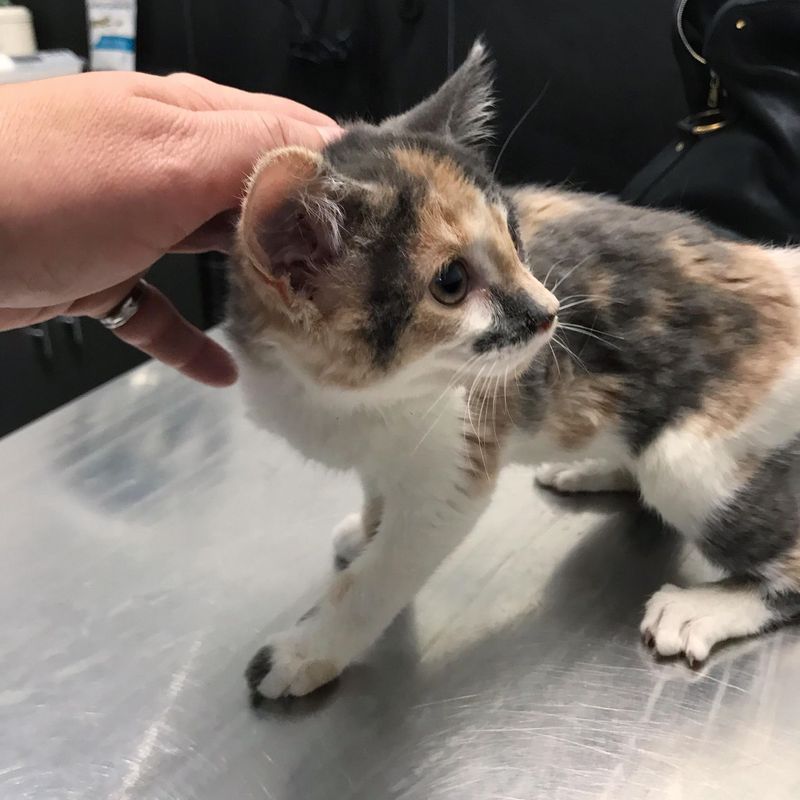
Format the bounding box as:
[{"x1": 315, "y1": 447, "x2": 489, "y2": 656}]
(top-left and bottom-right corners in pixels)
[
  {"x1": 238, "y1": 146, "x2": 345, "y2": 315},
  {"x1": 382, "y1": 38, "x2": 495, "y2": 149}
]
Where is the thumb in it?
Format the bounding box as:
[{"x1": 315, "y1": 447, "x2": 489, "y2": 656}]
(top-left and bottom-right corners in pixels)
[
  {"x1": 193, "y1": 109, "x2": 342, "y2": 207},
  {"x1": 171, "y1": 110, "x2": 342, "y2": 253}
]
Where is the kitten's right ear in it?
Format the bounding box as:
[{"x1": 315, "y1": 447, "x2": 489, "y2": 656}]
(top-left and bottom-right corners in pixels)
[
  {"x1": 238, "y1": 147, "x2": 344, "y2": 314},
  {"x1": 382, "y1": 39, "x2": 495, "y2": 149}
]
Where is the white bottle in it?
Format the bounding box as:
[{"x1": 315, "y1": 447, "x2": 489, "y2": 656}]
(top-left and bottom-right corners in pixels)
[
  {"x1": 0, "y1": 5, "x2": 37, "y2": 57},
  {"x1": 86, "y1": 0, "x2": 137, "y2": 71}
]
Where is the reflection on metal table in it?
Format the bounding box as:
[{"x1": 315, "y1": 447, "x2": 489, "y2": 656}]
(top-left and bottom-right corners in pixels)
[{"x1": 2, "y1": 348, "x2": 799, "y2": 800}]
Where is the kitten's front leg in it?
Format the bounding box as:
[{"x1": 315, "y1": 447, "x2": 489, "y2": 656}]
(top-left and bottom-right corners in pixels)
[{"x1": 246, "y1": 475, "x2": 493, "y2": 699}]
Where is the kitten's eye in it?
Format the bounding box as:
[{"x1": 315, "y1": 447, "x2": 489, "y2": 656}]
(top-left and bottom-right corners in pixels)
[{"x1": 430, "y1": 260, "x2": 469, "y2": 306}]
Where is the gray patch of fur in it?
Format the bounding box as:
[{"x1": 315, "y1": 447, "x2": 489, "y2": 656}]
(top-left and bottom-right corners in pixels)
[
  {"x1": 515, "y1": 196, "x2": 759, "y2": 452},
  {"x1": 382, "y1": 39, "x2": 495, "y2": 147},
  {"x1": 701, "y1": 438, "x2": 800, "y2": 576}
]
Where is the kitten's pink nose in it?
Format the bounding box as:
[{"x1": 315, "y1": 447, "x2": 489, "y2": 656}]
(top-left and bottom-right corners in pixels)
[{"x1": 539, "y1": 309, "x2": 558, "y2": 332}]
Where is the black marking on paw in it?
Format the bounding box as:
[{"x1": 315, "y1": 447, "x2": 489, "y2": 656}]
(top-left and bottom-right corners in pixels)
[
  {"x1": 334, "y1": 553, "x2": 351, "y2": 571},
  {"x1": 245, "y1": 645, "x2": 273, "y2": 694}
]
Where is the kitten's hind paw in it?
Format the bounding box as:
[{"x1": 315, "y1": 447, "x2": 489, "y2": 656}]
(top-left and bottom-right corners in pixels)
[
  {"x1": 536, "y1": 460, "x2": 637, "y2": 494},
  {"x1": 245, "y1": 635, "x2": 341, "y2": 699},
  {"x1": 640, "y1": 583, "x2": 773, "y2": 667}
]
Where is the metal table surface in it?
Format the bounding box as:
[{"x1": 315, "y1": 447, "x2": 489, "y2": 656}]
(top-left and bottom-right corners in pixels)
[{"x1": 2, "y1": 352, "x2": 799, "y2": 800}]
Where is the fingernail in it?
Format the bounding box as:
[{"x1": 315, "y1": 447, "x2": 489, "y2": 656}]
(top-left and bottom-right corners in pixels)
[{"x1": 318, "y1": 125, "x2": 343, "y2": 144}]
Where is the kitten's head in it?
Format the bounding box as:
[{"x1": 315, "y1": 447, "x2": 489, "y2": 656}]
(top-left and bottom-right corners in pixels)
[{"x1": 231, "y1": 40, "x2": 558, "y2": 400}]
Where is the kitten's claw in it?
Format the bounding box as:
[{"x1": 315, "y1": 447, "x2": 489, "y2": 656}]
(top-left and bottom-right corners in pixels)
[{"x1": 245, "y1": 634, "x2": 341, "y2": 699}]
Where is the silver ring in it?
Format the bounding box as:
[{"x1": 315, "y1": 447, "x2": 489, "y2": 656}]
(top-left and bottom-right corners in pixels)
[{"x1": 99, "y1": 280, "x2": 147, "y2": 330}]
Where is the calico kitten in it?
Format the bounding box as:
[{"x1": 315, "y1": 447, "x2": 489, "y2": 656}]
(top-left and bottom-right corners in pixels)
[{"x1": 227, "y1": 41, "x2": 800, "y2": 699}]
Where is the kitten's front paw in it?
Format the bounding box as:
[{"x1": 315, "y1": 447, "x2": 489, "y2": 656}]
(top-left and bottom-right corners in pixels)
[
  {"x1": 332, "y1": 512, "x2": 367, "y2": 570},
  {"x1": 641, "y1": 584, "x2": 716, "y2": 666},
  {"x1": 535, "y1": 462, "x2": 585, "y2": 493},
  {"x1": 245, "y1": 633, "x2": 341, "y2": 699},
  {"x1": 536, "y1": 460, "x2": 637, "y2": 493}
]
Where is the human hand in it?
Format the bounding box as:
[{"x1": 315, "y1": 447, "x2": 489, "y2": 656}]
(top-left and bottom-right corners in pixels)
[{"x1": 0, "y1": 71, "x2": 341, "y2": 385}]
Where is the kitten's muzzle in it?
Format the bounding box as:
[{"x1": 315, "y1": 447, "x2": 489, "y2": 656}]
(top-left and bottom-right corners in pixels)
[{"x1": 472, "y1": 289, "x2": 558, "y2": 354}]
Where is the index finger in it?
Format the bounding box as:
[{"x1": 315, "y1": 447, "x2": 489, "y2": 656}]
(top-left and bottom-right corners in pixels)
[
  {"x1": 139, "y1": 72, "x2": 338, "y2": 128},
  {"x1": 110, "y1": 282, "x2": 238, "y2": 387}
]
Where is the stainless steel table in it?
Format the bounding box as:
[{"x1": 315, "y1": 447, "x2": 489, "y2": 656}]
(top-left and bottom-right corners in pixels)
[{"x1": 2, "y1": 353, "x2": 799, "y2": 800}]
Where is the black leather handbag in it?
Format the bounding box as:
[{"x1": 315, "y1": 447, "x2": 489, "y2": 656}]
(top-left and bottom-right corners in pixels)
[{"x1": 622, "y1": 0, "x2": 800, "y2": 244}]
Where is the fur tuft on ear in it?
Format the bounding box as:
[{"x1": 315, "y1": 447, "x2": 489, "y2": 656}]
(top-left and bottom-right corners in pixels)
[
  {"x1": 382, "y1": 38, "x2": 495, "y2": 148},
  {"x1": 238, "y1": 147, "x2": 345, "y2": 311}
]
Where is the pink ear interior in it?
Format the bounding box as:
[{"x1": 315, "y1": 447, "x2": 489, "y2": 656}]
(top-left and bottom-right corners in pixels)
[
  {"x1": 242, "y1": 149, "x2": 320, "y2": 268},
  {"x1": 241, "y1": 148, "x2": 337, "y2": 303}
]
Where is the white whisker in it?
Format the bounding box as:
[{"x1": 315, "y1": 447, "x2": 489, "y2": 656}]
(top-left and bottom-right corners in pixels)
[
  {"x1": 502, "y1": 366, "x2": 513, "y2": 423},
  {"x1": 559, "y1": 322, "x2": 623, "y2": 350},
  {"x1": 558, "y1": 299, "x2": 602, "y2": 313},
  {"x1": 553, "y1": 335, "x2": 589, "y2": 373},
  {"x1": 559, "y1": 321, "x2": 625, "y2": 340},
  {"x1": 476, "y1": 372, "x2": 493, "y2": 479},
  {"x1": 465, "y1": 363, "x2": 489, "y2": 440},
  {"x1": 421, "y1": 354, "x2": 480, "y2": 420},
  {"x1": 541, "y1": 257, "x2": 567, "y2": 291},
  {"x1": 548, "y1": 341, "x2": 561, "y2": 380},
  {"x1": 491, "y1": 373, "x2": 500, "y2": 444},
  {"x1": 492, "y1": 79, "x2": 552, "y2": 177},
  {"x1": 550, "y1": 255, "x2": 592, "y2": 294}
]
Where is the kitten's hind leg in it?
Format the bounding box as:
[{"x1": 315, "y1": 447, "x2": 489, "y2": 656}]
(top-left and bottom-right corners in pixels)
[
  {"x1": 331, "y1": 496, "x2": 382, "y2": 570},
  {"x1": 536, "y1": 459, "x2": 637, "y2": 494},
  {"x1": 638, "y1": 428, "x2": 800, "y2": 665},
  {"x1": 641, "y1": 581, "x2": 800, "y2": 666}
]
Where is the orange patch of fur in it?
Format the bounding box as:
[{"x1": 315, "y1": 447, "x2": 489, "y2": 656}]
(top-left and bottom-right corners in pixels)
[
  {"x1": 458, "y1": 382, "x2": 511, "y2": 491},
  {"x1": 362, "y1": 496, "x2": 383, "y2": 541},
  {"x1": 669, "y1": 238, "x2": 800, "y2": 435},
  {"x1": 392, "y1": 146, "x2": 481, "y2": 270},
  {"x1": 510, "y1": 187, "x2": 584, "y2": 238},
  {"x1": 545, "y1": 373, "x2": 623, "y2": 449}
]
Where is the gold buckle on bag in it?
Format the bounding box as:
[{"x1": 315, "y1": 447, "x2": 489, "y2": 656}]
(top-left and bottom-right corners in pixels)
[{"x1": 678, "y1": 108, "x2": 729, "y2": 136}]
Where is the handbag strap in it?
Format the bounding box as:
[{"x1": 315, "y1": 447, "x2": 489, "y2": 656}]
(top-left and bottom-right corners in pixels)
[
  {"x1": 676, "y1": 0, "x2": 708, "y2": 65},
  {"x1": 674, "y1": 0, "x2": 728, "y2": 111}
]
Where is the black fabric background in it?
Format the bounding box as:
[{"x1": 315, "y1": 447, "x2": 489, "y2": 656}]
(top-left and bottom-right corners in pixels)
[{"x1": 25, "y1": 0, "x2": 686, "y2": 193}]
